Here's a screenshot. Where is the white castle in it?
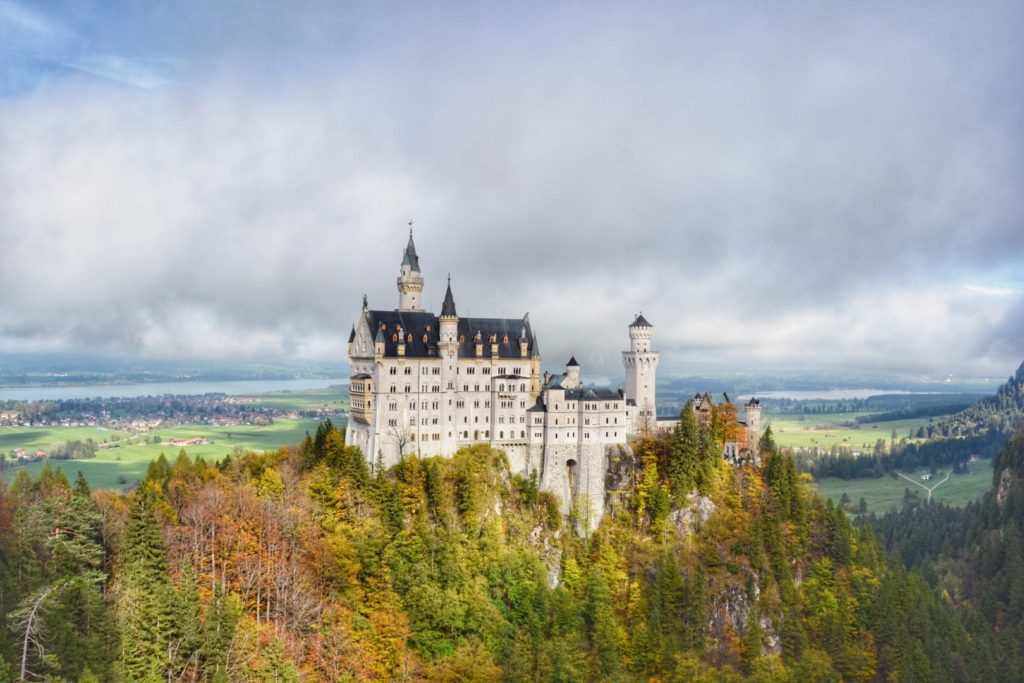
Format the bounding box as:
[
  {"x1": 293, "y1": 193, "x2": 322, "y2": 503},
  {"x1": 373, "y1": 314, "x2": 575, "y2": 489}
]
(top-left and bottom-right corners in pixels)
[{"x1": 346, "y1": 232, "x2": 760, "y2": 527}]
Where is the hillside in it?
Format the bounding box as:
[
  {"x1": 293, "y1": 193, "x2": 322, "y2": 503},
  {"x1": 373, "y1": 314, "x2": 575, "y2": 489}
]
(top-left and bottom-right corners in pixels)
[
  {"x1": 0, "y1": 416, "x2": 1002, "y2": 681},
  {"x1": 868, "y1": 421, "x2": 1024, "y2": 679}
]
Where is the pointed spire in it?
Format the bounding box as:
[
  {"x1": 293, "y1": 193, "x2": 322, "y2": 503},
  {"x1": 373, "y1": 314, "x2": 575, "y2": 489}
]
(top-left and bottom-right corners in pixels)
[
  {"x1": 401, "y1": 224, "x2": 420, "y2": 272},
  {"x1": 567, "y1": 356, "x2": 580, "y2": 367},
  {"x1": 441, "y1": 273, "x2": 457, "y2": 317},
  {"x1": 531, "y1": 335, "x2": 540, "y2": 357},
  {"x1": 375, "y1": 327, "x2": 385, "y2": 343},
  {"x1": 362, "y1": 293, "x2": 368, "y2": 310},
  {"x1": 348, "y1": 325, "x2": 356, "y2": 343}
]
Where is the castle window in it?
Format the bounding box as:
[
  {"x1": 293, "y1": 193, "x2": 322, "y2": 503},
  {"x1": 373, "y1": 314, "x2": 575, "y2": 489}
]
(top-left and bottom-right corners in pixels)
[
  {"x1": 392, "y1": 333, "x2": 398, "y2": 342},
  {"x1": 389, "y1": 367, "x2": 397, "y2": 375},
  {"x1": 422, "y1": 334, "x2": 428, "y2": 343},
  {"x1": 426, "y1": 324, "x2": 431, "y2": 331},
  {"x1": 381, "y1": 323, "x2": 387, "y2": 330},
  {"x1": 500, "y1": 431, "x2": 504, "y2": 439},
  {"x1": 459, "y1": 334, "x2": 465, "y2": 343},
  {"x1": 520, "y1": 431, "x2": 525, "y2": 438},
  {"x1": 407, "y1": 334, "x2": 413, "y2": 343},
  {"x1": 503, "y1": 335, "x2": 508, "y2": 343}
]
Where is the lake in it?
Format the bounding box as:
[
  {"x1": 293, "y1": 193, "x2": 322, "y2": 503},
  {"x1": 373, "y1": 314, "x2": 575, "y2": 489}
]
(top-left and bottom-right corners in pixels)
[
  {"x1": 0, "y1": 378, "x2": 347, "y2": 402},
  {"x1": 737, "y1": 389, "x2": 963, "y2": 401}
]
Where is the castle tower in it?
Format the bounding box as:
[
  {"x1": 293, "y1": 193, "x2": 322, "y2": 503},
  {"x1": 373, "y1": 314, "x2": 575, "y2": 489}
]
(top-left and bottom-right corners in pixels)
[
  {"x1": 439, "y1": 277, "x2": 460, "y2": 452},
  {"x1": 397, "y1": 228, "x2": 424, "y2": 311},
  {"x1": 745, "y1": 398, "x2": 762, "y2": 452},
  {"x1": 565, "y1": 356, "x2": 580, "y2": 388},
  {"x1": 623, "y1": 313, "x2": 659, "y2": 431}
]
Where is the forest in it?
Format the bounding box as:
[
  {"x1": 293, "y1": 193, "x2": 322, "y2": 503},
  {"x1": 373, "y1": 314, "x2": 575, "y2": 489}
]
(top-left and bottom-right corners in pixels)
[
  {"x1": 0, "y1": 399, "x2": 1016, "y2": 681},
  {"x1": 800, "y1": 361, "x2": 1024, "y2": 480}
]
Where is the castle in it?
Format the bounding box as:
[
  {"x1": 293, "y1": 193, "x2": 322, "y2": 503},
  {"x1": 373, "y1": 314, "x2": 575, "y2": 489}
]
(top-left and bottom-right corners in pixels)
[{"x1": 346, "y1": 232, "x2": 761, "y2": 526}]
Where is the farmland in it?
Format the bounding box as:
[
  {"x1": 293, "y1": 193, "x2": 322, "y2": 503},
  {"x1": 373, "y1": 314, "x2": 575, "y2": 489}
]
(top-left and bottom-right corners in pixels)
[
  {"x1": 767, "y1": 412, "x2": 941, "y2": 451},
  {"x1": 0, "y1": 387, "x2": 348, "y2": 490}
]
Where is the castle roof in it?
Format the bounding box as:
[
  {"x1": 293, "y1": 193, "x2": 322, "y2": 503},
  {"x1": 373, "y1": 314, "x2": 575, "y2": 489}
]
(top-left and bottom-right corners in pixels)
[
  {"x1": 630, "y1": 313, "x2": 652, "y2": 328},
  {"x1": 440, "y1": 278, "x2": 457, "y2": 317},
  {"x1": 348, "y1": 325, "x2": 356, "y2": 343},
  {"x1": 363, "y1": 310, "x2": 536, "y2": 359},
  {"x1": 564, "y1": 386, "x2": 622, "y2": 401},
  {"x1": 566, "y1": 356, "x2": 579, "y2": 367},
  {"x1": 401, "y1": 230, "x2": 420, "y2": 272}
]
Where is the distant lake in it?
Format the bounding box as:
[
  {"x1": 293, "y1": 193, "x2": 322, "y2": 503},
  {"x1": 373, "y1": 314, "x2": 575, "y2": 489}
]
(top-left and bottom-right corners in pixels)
[
  {"x1": 738, "y1": 389, "x2": 964, "y2": 401},
  {"x1": 0, "y1": 378, "x2": 347, "y2": 402}
]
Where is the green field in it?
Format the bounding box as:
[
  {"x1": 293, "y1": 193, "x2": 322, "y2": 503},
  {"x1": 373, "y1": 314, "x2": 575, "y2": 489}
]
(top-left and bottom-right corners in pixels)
[
  {"x1": 0, "y1": 417, "x2": 327, "y2": 490},
  {"x1": 243, "y1": 387, "x2": 347, "y2": 412},
  {"x1": 813, "y1": 459, "x2": 993, "y2": 516},
  {"x1": 768, "y1": 412, "x2": 938, "y2": 451}
]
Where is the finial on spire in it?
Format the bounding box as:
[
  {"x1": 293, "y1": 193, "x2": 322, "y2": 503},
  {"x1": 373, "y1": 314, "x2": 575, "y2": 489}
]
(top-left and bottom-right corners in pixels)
[{"x1": 362, "y1": 293, "x2": 368, "y2": 309}]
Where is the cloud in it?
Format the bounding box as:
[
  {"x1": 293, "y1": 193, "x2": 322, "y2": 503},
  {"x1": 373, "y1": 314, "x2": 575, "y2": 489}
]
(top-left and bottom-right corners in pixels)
[{"x1": 0, "y1": 2, "x2": 1022, "y2": 377}]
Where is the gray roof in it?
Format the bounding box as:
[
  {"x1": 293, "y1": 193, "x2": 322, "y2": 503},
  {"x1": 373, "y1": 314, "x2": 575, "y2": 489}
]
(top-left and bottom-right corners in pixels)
[
  {"x1": 630, "y1": 313, "x2": 652, "y2": 327},
  {"x1": 401, "y1": 231, "x2": 420, "y2": 272},
  {"x1": 566, "y1": 356, "x2": 579, "y2": 367},
  {"x1": 564, "y1": 386, "x2": 622, "y2": 401},
  {"x1": 544, "y1": 373, "x2": 567, "y2": 389},
  {"x1": 347, "y1": 325, "x2": 356, "y2": 343},
  {"x1": 351, "y1": 373, "x2": 372, "y2": 380},
  {"x1": 440, "y1": 279, "x2": 457, "y2": 317},
  {"x1": 364, "y1": 310, "x2": 536, "y2": 359}
]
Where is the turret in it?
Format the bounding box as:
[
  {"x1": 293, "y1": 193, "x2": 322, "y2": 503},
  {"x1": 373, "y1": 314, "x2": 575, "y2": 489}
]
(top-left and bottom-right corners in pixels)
[
  {"x1": 439, "y1": 276, "x2": 459, "y2": 343},
  {"x1": 565, "y1": 356, "x2": 580, "y2": 388},
  {"x1": 397, "y1": 228, "x2": 424, "y2": 311},
  {"x1": 628, "y1": 313, "x2": 653, "y2": 352},
  {"x1": 374, "y1": 327, "x2": 385, "y2": 357}
]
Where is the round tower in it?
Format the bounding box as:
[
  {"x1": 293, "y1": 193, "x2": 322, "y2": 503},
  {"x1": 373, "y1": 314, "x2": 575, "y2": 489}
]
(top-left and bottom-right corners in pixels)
[
  {"x1": 622, "y1": 313, "x2": 659, "y2": 431},
  {"x1": 565, "y1": 356, "x2": 580, "y2": 388},
  {"x1": 745, "y1": 398, "x2": 762, "y2": 450},
  {"x1": 397, "y1": 228, "x2": 424, "y2": 311}
]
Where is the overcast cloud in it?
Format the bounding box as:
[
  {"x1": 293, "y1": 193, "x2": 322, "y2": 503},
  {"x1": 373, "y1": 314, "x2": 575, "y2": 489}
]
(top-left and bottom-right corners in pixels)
[{"x1": 1, "y1": 1, "x2": 1022, "y2": 377}]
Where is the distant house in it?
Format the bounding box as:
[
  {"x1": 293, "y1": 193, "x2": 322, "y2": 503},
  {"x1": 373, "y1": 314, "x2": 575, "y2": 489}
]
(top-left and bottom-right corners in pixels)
[{"x1": 921, "y1": 473, "x2": 933, "y2": 481}]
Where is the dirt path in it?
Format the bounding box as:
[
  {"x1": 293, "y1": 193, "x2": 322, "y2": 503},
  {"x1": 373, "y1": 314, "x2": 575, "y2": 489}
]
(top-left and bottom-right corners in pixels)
[{"x1": 895, "y1": 469, "x2": 952, "y2": 504}]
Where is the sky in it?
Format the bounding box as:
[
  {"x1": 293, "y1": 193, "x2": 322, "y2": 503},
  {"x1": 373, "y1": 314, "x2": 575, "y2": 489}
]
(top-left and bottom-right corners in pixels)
[{"x1": 0, "y1": 1, "x2": 1022, "y2": 378}]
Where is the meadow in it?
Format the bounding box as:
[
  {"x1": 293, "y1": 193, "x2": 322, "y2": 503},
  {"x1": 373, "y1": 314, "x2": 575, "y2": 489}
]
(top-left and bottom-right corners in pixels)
[
  {"x1": 813, "y1": 459, "x2": 992, "y2": 516},
  {"x1": 767, "y1": 412, "x2": 939, "y2": 451}
]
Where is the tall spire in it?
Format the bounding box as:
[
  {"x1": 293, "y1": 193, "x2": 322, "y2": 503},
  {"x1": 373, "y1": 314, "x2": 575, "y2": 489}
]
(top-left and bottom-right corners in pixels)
[
  {"x1": 397, "y1": 225, "x2": 424, "y2": 311},
  {"x1": 441, "y1": 273, "x2": 457, "y2": 317},
  {"x1": 401, "y1": 222, "x2": 420, "y2": 272}
]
